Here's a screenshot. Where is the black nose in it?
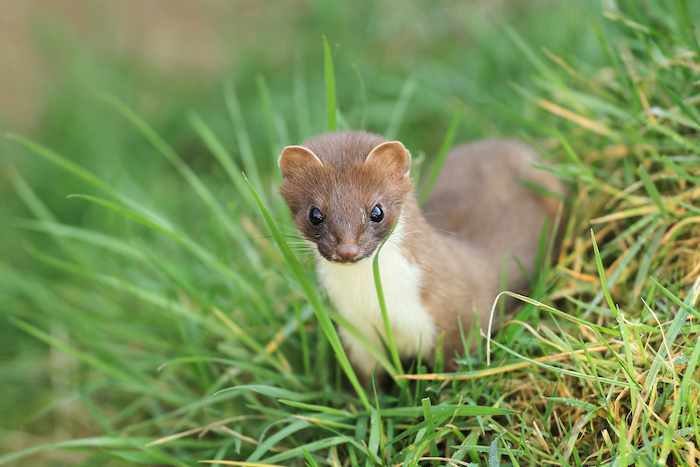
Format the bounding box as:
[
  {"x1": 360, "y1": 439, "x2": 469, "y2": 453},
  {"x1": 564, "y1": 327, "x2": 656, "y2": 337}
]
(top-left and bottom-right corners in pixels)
[{"x1": 336, "y1": 245, "x2": 360, "y2": 262}]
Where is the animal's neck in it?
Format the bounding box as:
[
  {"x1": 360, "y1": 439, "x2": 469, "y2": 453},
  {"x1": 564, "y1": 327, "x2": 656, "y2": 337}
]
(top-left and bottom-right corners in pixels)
[
  {"x1": 315, "y1": 211, "x2": 439, "y2": 373},
  {"x1": 381, "y1": 193, "x2": 439, "y2": 267}
]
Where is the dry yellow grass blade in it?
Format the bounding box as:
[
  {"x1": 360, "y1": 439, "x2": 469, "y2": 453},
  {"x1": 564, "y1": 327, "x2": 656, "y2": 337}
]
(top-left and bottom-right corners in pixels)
[
  {"x1": 538, "y1": 99, "x2": 614, "y2": 137},
  {"x1": 146, "y1": 415, "x2": 268, "y2": 447},
  {"x1": 660, "y1": 216, "x2": 700, "y2": 244},
  {"x1": 589, "y1": 205, "x2": 659, "y2": 224},
  {"x1": 542, "y1": 47, "x2": 580, "y2": 78},
  {"x1": 562, "y1": 268, "x2": 600, "y2": 283},
  {"x1": 396, "y1": 344, "x2": 618, "y2": 380}
]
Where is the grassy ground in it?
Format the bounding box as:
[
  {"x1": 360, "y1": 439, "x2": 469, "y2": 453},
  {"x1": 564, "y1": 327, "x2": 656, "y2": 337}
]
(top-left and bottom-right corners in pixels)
[{"x1": 1, "y1": 0, "x2": 699, "y2": 465}]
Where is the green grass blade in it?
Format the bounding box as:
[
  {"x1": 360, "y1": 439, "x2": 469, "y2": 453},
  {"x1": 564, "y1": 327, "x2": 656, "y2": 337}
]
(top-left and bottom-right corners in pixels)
[
  {"x1": 12, "y1": 218, "x2": 143, "y2": 259},
  {"x1": 7, "y1": 167, "x2": 93, "y2": 266},
  {"x1": 214, "y1": 385, "x2": 320, "y2": 401},
  {"x1": 9, "y1": 317, "x2": 143, "y2": 385},
  {"x1": 21, "y1": 247, "x2": 232, "y2": 340},
  {"x1": 245, "y1": 420, "x2": 312, "y2": 462},
  {"x1": 327, "y1": 309, "x2": 397, "y2": 379},
  {"x1": 294, "y1": 60, "x2": 313, "y2": 140},
  {"x1": 421, "y1": 397, "x2": 440, "y2": 461},
  {"x1": 488, "y1": 432, "x2": 505, "y2": 467},
  {"x1": 643, "y1": 117, "x2": 700, "y2": 153},
  {"x1": 323, "y1": 36, "x2": 337, "y2": 132},
  {"x1": 499, "y1": 18, "x2": 559, "y2": 85},
  {"x1": 545, "y1": 397, "x2": 598, "y2": 413},
  {"x1": 385, "y1": 77, "x2": 417, "y2": 140},
  {"x1": 590, "y1": 229, "x2": 640, "y2": 388},
  {"x1": 351, "y1": 63, "x2": 368, "y2": 130},
  {"x1": 636, "y1": 164, "x2": 670, "y2": 221},
  {"x1": 67, "y1": 194, "x2": 258, "y2": 303},
  {"x1": 278, "y1": 400, "x2": 352, "y2": 417},
  {"x1": 590, "y1": 229, "x2": 618, "y2": 315},
  {"x1": 486, "y1": 337, "x2": 628, "y2": 387},
  {"x1": 188, "y1": 112, "x2": 250, "y2": 207},
  {"x1": 0, "y1": 437, "x2": 153, "y2": 466},
  {"x1": 497, "y1": 291, "x2": 621, "y2": 337},
  {"x1": 418, "y1": 105, "x2": 460, "y2": 207},
  {"x1": 302, "y1": 448, "x2": 320, "y2": 467},
  {"x1": 629, "y1": 225, "x2": 666, "y2": 307},
  {"x1": 262, "y1": 436, "x2": 350, "y2": 464},
  {"x1": 7, "y1": 165, "x2": 58, "y2": 223},
  {"x1": 256, "y1": 74, "x2": 282, "y2": 162},
  {"x1": 373, "y1": 221, "x2": 404, "y2": 378},
  {"x1": 658, "y1": 79, "x2": 700, "y2": 128},
  {"x1": 244, "y1": 175, "x2": 371, "y2": 411},
  {"x1": 6, "y1": 134, "x2": 172, "y2": 230},
  {"x1": 6, "y1": 133, "x2": 118, "y2": 198},
  {"x1": 381, "y1": 404, "x2": 516, "y2": 419},
  {"x1": 68, "y1": 194, "x2": 177, "y2": 240},
  {"x1": 658, "y1": 316, "x2": 700, "y2": 462},
  {"x1": 224, "y1": 80, "x2": 266, "y2": 201},
  {"x1": 100, "y1": 93, "x2": 257, "y2": 251},
  {"x1": 366, "y1": 407, "x2": 381, "y2": 466}
]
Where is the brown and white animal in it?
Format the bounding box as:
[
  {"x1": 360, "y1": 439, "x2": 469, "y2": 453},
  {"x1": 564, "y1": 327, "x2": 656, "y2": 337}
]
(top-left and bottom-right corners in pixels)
[{"x1": 278, "y1": 131, "x2": 564, "y2": 382}]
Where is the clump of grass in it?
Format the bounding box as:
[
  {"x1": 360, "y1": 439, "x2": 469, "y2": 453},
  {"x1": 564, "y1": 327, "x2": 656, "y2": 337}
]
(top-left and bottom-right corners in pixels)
[
  {"x1": 470, "y1": 1, "x2": 700, "y2": 464},
  {"x1": 1, "y1": 0, "x2": 699, "y2": 466}
]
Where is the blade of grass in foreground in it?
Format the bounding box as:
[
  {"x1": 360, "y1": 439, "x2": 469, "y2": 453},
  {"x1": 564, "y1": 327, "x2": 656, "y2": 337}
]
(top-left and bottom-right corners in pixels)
[
  {"x1": 99, "y1": 93, "x2": 262, "y2": 265},
  {"x1": 373, "y1": 220, "x2": 405, "y2": 380},
  {"x1": 590, "y1": 230, "x2": 643, "y2": 393},
  {"x1": 224, "y1": 80, "x2": 267, "y2": 205},
  {"x1": 8, "y1": 166, "x2": 93, "y2": 267},
  {"x1": 323, "y1": 36, "x2": 337, "y2": 132},
  {"x1": 418, "y1": 105, "x2": 461, "y2": 208},
  {"x1": 187, "y1": 112, "x2": 250, "y2": 208},
  {"x1": 644, "y1": 276, "x2": 700, "y2": 398},
  {"x1": 636, "y1": 164, "x2": 670, "y2": 221},
  {"x1": 500, "y1": 292, "x2": 621, "y2": 337},
  {"x1": 658, "y1": 314, "x2": 700, "y2": 463},
  {"x1": 385, "y1": 77, "x2": 417, "y2": 141},
  {"x1": 9, "y1": 317, "x2": 142, "y2": 385},
  {"x1": 256, "y1": 75, "x2": 282, "y2": 162},
  {"x1": 244, "y1": 174, "x2": 371, "y2": 411},
  {"x1": 6, "y1": 134, "x2": 173, "y2": 229},
  {"x1": 351, "y1": 63, "x2": 367, "y2": 130},
  {"x1": 486, "y1": 335, "x2": 628, "y2": 388},
  {"x1": 66, "y1": 194, "x2": 263, "y2": 311},
  {"x1": 293, "y1": 57, "x2": 313, "y2": 140},
  {"x1": 0, "y1": 437, "x2": 154, "y2": 466},
  {"x1": 328, "y1": 309, "x2": 397, "y2": 379}
]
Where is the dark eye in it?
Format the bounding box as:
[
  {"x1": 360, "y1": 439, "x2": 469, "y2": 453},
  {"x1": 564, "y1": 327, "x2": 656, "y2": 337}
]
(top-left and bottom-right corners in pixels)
[
  {"x1": 370, "y1": 205, "x2": 384, "y2": 223},
  {"x1": 309, "y1": 207, "x2": 324, "y2": 226}
]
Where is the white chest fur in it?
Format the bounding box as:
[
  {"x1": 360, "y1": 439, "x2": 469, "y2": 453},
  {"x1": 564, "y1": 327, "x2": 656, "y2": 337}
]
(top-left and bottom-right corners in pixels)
[{"x1": 315, "y1": 219, "x2": 438, "y2": 376}]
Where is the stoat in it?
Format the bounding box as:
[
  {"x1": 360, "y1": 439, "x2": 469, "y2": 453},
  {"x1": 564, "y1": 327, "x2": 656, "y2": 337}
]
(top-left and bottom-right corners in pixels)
[{"x1": 278, "y1": 131, "x2": 564, "y2": 381}]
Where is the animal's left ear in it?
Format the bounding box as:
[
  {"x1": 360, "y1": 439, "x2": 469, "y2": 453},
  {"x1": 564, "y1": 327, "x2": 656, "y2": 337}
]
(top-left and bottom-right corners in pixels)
[{"x1": 364, "y1": 141, "x2": 411, "y2": 177}]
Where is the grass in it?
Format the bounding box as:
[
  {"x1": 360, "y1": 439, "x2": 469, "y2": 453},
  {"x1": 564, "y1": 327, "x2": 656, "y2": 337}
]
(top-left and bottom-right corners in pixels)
[{"x1": 1, "y1": 0, "x2": 700, "y2": 465}]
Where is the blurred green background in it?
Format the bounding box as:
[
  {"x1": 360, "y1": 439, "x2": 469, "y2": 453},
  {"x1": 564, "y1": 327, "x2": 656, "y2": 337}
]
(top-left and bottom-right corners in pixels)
[{"x1": 2, "y1": 0, "x2": 677, "y2": 463}]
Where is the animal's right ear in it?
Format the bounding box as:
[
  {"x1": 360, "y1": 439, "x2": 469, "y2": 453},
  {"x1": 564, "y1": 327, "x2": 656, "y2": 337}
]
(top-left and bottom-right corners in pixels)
[
  {"x1": 278, "y1": 146, "x2": 324, "y2": 179},
  {"x1": 364, "y1": 141, "x2": 411, "y2": 177}
]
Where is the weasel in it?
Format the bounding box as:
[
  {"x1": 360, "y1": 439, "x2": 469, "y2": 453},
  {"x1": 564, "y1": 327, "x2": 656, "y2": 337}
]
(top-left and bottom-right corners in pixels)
[{"x1": 278, "y1": 131, "x2": 564, "y2": 381}]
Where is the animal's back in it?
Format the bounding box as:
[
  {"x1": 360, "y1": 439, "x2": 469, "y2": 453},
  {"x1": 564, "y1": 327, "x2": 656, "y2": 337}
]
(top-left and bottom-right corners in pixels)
[{"x1": 422, "y1": 140, "x2": 564, "y2": 294}]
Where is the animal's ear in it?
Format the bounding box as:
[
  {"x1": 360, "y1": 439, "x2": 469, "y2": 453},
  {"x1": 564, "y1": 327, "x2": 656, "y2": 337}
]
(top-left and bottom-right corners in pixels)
[
  {"x1": 364, "y1": 141, "x2": 411, "y2": 177},
  {"x1": 278, "y1": 146, "x2": 323, "y2": 179}
]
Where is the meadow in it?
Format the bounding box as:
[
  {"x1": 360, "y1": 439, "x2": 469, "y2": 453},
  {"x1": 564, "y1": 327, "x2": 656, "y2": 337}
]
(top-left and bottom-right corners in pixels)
[{"x1": 1, "y1": 0, "x2": 699, "y2": 465}]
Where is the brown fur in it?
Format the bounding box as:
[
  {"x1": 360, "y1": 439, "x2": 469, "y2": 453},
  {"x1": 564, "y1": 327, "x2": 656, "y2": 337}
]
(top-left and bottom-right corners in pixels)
[
  {"x1": 418, "y1": 139, "x2": 565, "y2": 366},
  {"x1": 279, "y1": 131, "x2": 566, "y2": 373},
  {"x1": 280, "y1": 133, "x2": 414, "y2": 263}
]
